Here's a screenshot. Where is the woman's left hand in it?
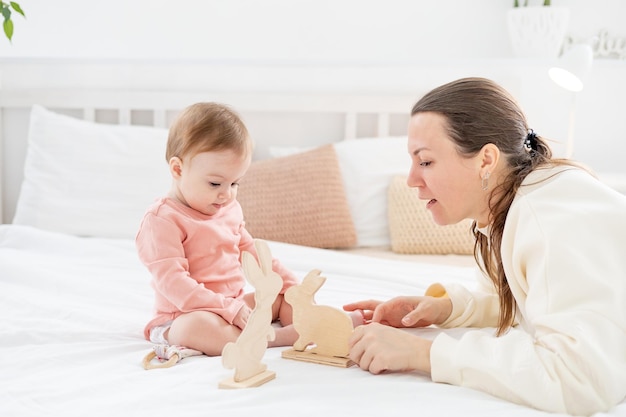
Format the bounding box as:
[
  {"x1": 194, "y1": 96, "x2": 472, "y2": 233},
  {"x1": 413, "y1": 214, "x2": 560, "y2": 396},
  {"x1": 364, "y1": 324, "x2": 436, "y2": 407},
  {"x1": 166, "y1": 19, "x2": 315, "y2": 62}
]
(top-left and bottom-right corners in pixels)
[{"x1": 348, "y1": 322, "x2": 432, "y2": 375}]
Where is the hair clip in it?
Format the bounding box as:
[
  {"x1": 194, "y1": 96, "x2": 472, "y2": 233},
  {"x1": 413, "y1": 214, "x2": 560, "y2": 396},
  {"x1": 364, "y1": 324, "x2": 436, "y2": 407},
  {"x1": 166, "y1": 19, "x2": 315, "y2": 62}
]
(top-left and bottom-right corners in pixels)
[{"x1": 524, "y1": 129, "x2": 538, "y2": 152}]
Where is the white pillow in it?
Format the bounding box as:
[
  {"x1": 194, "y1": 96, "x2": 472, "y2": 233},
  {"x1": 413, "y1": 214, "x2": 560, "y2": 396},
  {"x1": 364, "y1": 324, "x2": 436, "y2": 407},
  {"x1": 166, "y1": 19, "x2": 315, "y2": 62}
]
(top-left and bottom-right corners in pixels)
[
  {"x1": 13, "y1": 105, "x2": 171, "y2": 239},
  {"x1": 333, "y1": 137, "x2": 411, "y2": 247}
]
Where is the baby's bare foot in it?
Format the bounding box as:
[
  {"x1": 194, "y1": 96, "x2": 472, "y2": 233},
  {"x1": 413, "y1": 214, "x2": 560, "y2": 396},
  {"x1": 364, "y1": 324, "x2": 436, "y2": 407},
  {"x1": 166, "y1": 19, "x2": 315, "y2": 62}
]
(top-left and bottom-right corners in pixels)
[
  {"x1": 348, "y1": 310, "x2": 366, "y2": 328},
  {"x1": 269, "y1": 324, "x2": 299, "y2": 347}
]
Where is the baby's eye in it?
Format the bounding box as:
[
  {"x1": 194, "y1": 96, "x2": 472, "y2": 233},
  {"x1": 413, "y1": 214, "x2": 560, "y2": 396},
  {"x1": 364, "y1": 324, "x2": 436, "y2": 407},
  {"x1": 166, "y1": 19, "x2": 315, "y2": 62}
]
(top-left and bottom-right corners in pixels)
[
  {"x1": 231, "y1": 182, "x2": 240, "y2": 188},
  {"x1": 419, "y1": 161, "x2": 432, "y2": 167},
  {"x1": 209, "y1": 182, "x2": 221, "y2": 188}
]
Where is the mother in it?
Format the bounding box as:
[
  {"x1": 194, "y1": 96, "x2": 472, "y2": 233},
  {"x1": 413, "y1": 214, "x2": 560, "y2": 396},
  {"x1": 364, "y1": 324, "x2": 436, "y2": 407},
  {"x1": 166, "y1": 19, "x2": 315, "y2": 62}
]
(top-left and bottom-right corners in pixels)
[{"x1": 344, "y1": 77, "x2": 626, "y2": 415}]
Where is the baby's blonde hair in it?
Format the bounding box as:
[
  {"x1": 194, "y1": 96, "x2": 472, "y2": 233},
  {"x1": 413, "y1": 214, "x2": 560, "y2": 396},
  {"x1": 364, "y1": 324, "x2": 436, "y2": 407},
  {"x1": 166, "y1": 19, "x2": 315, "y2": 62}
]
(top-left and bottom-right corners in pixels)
[{"x1": 165, "y1": 102, "x2": 251, "y2": 162}]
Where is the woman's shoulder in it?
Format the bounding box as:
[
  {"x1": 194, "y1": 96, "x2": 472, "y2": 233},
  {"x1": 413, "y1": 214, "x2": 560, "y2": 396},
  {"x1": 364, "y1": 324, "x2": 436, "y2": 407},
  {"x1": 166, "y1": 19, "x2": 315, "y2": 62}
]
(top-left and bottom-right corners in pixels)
[
  {"x1": 522, "y1": 164, "x2": 586, "y2": 186},
  {"x1": 519, "y1": 165, "x2": 623, "y2": 202},
  {"x1": 512, "y1": 164, "x2": 626, "y2": 224},
  {"x1": 504, "y1": 165, "x2": 626, "y2": 250}
]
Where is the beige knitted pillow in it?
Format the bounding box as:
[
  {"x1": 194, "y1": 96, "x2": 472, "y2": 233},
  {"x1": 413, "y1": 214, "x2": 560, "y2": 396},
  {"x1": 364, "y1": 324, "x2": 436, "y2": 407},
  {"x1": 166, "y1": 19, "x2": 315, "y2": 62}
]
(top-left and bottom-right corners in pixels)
[
  {"x1": 237, "y1": 144, "x2": 357, "y2": 249},
  {"x1": 387, "y1": 176, "x2": 474, "y2": 255}
]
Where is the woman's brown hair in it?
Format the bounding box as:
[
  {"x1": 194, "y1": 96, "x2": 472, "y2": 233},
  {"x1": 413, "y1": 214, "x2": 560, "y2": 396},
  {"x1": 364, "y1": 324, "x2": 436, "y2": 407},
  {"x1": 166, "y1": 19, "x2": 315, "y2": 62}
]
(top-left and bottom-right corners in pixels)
[{"x1": 411, "y1": 77, "x2": 576, "y2": 335}]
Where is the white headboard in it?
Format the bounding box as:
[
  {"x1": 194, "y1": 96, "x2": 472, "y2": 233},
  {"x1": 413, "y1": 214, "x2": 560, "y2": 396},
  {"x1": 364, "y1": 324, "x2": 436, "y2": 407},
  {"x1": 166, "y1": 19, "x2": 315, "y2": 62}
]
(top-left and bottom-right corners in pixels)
[{"x1": 0, "y1": 87, "x2": 417, "y2": 223}]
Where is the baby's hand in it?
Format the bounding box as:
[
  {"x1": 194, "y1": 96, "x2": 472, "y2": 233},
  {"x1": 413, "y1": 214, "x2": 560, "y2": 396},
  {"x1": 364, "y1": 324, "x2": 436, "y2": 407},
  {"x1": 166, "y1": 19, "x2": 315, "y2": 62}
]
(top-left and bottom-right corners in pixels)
[{"x1": 233, "y1": 305, "x2": 252, "y2": 330}]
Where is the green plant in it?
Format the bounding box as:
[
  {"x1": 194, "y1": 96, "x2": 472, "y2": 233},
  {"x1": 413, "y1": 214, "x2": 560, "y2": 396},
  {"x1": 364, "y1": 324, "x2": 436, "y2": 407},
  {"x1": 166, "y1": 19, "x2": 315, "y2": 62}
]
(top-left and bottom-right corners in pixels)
[
  {"x1": 514, "y1": 0, "x2": 551, "y2": 6},
  {"x1": 1, "y1": 1, "x2": 25, "y2": 42}
]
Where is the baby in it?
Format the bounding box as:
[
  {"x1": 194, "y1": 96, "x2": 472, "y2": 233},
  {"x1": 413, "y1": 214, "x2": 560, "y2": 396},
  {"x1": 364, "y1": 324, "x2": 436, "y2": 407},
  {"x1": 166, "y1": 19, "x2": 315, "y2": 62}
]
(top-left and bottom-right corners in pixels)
[{"x1": 136, "y1": 102, "x2": 300, "y2": 356}]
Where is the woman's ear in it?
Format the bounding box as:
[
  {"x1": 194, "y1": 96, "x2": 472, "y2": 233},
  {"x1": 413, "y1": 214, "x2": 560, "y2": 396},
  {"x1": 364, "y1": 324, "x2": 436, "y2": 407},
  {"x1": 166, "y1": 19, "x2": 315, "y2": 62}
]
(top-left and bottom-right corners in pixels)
[
  {"x1": 479, "y1": 143, "x2": 500, "y2": 176},
  {"x1": 169, "y1": 156, "x2": 183, "y2": 178}
]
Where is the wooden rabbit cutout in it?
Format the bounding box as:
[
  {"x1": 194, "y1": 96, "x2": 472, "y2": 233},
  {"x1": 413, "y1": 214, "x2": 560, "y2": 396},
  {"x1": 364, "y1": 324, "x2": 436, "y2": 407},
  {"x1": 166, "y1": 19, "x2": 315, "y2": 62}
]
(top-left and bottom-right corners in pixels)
[
  {"x1": 281, "y1": 270, "x2": 354, "y2": 367},
  {"x1": 219, "y1": 239, "x2": 282, "y2": 389}
]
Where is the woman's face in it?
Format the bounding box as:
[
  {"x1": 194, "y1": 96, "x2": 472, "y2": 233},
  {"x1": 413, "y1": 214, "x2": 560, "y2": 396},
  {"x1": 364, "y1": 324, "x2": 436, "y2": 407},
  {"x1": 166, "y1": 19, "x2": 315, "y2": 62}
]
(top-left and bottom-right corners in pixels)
[{"x1": 406, "y1": 112, "x2": 490, "y2": 227}]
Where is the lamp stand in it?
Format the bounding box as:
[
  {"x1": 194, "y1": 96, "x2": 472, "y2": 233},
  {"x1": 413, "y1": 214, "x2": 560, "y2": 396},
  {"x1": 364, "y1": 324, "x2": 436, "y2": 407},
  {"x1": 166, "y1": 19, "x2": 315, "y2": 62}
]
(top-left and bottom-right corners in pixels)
[{"x1": 565, "y1": 93, "x2": 578, "y2": 159}]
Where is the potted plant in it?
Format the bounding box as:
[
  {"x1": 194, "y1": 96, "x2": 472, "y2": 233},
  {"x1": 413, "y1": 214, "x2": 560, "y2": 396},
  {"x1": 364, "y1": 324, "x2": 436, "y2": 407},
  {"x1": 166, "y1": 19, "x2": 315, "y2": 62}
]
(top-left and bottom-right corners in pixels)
[
  {"x1": 508, "y1": 0, "x2": 569, "y2": 59},
  {"x1": 1, "y1": 1, "x2": 25, "y2": 42},
  {"x1": 513, "y1": 0, "x2": 551, "y2": 6}
]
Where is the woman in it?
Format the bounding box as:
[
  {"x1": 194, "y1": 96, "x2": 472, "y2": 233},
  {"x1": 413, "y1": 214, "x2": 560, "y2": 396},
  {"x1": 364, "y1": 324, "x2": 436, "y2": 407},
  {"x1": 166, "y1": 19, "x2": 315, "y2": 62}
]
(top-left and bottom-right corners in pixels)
[{"x1": 344, "y1": 77, "x2": 626, "y2": 415}]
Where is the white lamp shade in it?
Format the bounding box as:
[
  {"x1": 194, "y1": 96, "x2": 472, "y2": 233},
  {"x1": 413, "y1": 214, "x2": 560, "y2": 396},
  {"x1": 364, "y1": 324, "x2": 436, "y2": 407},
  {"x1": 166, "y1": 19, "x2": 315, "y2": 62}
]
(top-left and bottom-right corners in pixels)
[{"x1": 549, "y1": 44, "x2": 594, "y2": 92}]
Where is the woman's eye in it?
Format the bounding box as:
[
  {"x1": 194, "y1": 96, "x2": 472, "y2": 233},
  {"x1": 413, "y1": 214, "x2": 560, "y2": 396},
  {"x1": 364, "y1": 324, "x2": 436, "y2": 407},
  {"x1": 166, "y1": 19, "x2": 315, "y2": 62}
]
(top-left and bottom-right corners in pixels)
[{"x1": 419, "y1": 161, "x2": 432, "y2": 167}]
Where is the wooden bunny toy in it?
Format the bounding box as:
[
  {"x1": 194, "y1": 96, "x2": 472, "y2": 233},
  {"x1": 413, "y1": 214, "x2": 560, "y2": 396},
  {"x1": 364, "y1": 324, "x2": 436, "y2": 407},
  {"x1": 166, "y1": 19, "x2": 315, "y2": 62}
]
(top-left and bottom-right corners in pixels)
[
  {"x1": 219, "y1": 239, "x2": 283, "y2": 389},
  {"x1": 282, "y1": 269, "x2": 354, "y2": 367}
]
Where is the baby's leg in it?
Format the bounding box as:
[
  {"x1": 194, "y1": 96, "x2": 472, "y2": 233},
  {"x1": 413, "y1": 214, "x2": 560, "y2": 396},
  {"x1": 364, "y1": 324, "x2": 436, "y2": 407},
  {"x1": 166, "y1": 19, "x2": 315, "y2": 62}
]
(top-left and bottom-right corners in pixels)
[
  {"x1": 167, "y1": 311, "x2": 241, "y2": 356},
  {"x1": 267, "y1": 294, "x2": 363, "y2": 347},
  {"x1": 260, "y1": 294, "x2": 296, "y2": 347},
  {"x1": 272, "y1": 293, "x2": 293, "y2": 326},
  {"x1": 268, "y1": 313, "x2": 362, "y2": 348}
]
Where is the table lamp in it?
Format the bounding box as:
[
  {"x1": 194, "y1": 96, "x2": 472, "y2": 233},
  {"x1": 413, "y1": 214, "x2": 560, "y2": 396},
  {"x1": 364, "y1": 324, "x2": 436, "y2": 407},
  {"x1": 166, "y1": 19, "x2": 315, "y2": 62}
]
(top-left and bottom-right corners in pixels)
[{"x1": 548, "y1": 43, "x2": 594, "y2": 158}]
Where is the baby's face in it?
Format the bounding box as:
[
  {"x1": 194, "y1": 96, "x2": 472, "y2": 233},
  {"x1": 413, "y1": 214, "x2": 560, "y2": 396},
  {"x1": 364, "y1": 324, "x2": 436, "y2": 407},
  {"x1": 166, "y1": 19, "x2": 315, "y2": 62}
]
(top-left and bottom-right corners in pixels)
[{"x1": 172, "y1": 149, "x2": 251, "y2": 216}]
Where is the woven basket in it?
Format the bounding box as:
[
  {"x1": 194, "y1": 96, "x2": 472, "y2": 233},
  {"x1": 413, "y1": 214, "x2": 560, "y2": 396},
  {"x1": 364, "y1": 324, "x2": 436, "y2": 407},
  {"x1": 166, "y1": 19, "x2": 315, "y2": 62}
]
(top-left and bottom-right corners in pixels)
[{"x1": 387, "y1": 176, "x2": 474, "y2": 255}]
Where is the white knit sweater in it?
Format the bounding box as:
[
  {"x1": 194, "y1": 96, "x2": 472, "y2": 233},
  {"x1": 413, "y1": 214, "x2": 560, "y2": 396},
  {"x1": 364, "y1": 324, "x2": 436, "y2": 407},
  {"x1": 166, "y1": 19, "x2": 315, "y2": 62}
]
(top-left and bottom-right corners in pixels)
[{"x1": 429, "y1": 165, "x2": 626, "y2": 416}]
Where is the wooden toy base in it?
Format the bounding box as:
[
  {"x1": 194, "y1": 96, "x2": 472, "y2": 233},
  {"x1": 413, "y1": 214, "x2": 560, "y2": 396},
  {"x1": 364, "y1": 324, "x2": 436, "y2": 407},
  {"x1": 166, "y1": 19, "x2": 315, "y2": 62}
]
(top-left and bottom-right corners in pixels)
[
  {"x1": 218, "y1": 370, "x2": 276, "y2": 389},
  {"x1": 281, "y1": 348, "x2": 354, "y2": 368}
]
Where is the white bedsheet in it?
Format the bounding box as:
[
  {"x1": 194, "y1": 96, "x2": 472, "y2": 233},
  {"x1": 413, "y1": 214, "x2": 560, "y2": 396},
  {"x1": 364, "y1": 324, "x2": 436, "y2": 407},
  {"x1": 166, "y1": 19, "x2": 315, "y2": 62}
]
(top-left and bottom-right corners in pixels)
[{"x1": 1, "y1": 224, "x2": 624, "y2": 417}]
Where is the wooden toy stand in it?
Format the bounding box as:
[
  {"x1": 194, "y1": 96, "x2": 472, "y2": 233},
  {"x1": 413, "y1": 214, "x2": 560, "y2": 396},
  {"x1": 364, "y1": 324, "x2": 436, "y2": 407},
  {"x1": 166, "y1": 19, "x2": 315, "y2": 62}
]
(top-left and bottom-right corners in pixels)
[
  {"x1": 218, "y1": 369, "x2": 276, "y2": 389},
  {"x1": 219, "y1": 240, "x2": 282, "y2": 389},
  {"x1": 281, "y1": 348, "x2": 353, "y2": 368},
  {"x1": 281, "y1": 270, "x2": 354, "y2": 368}
]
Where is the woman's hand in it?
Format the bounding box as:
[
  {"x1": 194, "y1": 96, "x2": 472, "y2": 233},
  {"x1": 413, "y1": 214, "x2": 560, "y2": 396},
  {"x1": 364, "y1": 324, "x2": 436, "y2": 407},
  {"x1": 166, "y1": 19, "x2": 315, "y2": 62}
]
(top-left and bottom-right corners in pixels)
[
  {"x1": 348, "y1": 322, "x2": 432, "y2": 374},
  {"x1": 344, "y1": 296, "x2": 452, "y2": 328}
]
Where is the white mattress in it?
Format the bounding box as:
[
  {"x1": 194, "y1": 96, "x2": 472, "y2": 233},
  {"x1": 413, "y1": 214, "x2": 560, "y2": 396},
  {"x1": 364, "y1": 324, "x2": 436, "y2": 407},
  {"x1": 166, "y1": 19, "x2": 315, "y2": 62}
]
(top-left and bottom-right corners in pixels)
[{"x1": 1, "y1": 224, "x2": 624, "y2": 417}]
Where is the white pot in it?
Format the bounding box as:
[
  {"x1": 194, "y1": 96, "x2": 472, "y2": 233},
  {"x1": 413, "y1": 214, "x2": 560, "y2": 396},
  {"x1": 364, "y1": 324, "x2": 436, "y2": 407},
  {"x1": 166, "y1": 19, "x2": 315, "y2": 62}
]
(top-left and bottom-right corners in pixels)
[{"x1": 507, "y1": 6, "x2": 570, "y2": 59}]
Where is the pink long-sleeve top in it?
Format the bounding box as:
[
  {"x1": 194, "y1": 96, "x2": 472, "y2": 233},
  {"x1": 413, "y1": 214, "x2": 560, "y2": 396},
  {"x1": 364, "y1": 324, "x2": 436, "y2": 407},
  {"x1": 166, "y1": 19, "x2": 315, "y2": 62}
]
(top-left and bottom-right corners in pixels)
[{"x1": 136, "y1": 197, "x2": 299, "y2": 340}]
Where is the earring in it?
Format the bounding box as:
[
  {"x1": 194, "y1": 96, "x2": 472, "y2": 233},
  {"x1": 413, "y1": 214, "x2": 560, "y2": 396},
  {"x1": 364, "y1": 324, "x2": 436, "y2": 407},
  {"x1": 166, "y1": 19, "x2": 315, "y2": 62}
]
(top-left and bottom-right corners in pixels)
[{"x1": 481, "y1": 172, "x2": 490, "y2": 191}]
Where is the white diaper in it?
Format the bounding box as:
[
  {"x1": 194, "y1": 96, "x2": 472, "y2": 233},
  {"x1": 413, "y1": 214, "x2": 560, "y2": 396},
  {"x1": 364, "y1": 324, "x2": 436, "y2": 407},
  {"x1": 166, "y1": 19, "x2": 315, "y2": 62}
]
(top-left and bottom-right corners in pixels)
[{"x1": 149, "y1": 320, "x2": 173, "y2": 345}]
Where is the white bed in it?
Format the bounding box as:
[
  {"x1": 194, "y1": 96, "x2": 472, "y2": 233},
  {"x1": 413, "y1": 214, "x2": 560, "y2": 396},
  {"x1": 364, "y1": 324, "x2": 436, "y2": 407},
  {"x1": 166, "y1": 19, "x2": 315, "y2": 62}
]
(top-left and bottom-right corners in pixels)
[{"x1": 1, "y1": 62, "x2": 625, "y2": 417}]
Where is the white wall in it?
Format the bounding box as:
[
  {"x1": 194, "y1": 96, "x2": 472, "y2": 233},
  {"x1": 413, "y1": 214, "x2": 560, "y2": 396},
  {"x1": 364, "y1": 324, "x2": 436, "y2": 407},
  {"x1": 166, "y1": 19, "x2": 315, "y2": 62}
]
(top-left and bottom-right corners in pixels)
[
  {"x1": 3, "y1": 0, "x2": 624, "y2": 62},
  {"x1": 0, "y1": 0, "x2": 625, "y2": 172}
]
